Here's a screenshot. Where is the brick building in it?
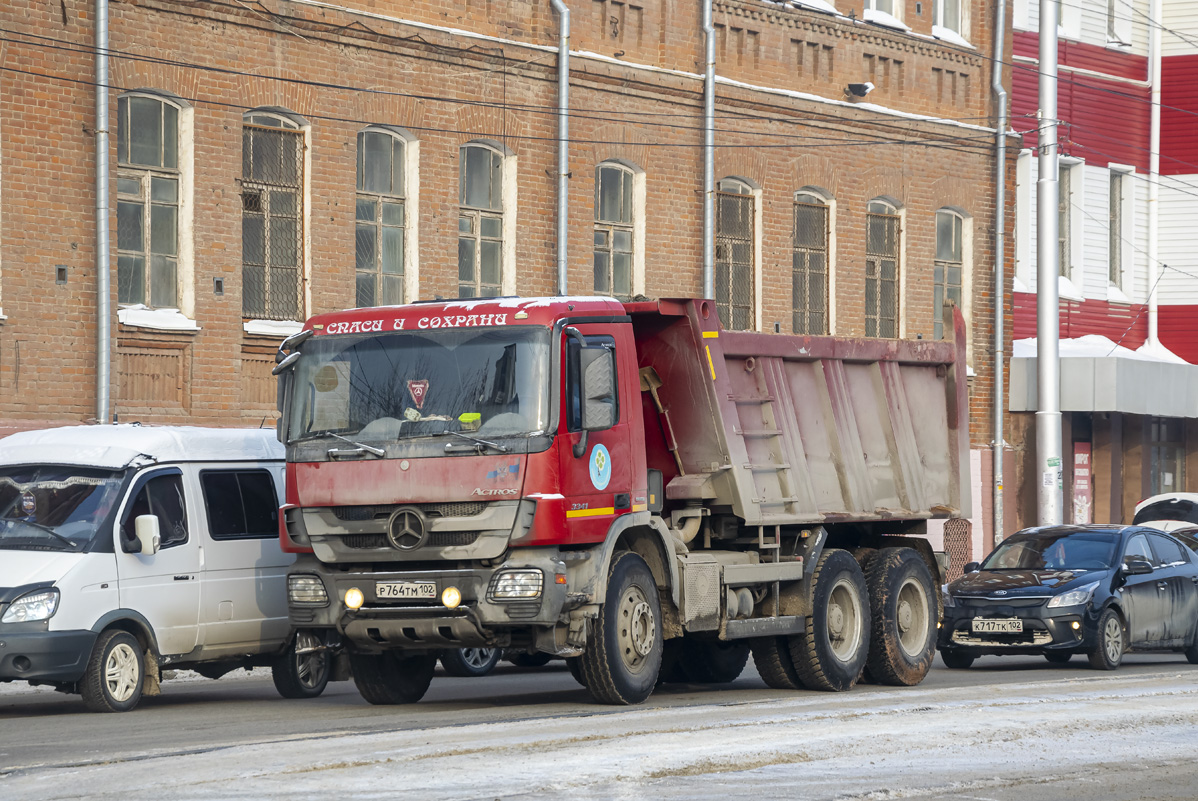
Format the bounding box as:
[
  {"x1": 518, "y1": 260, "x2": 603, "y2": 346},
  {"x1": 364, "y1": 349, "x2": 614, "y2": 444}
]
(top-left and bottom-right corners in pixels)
[{"x1": 0, "y1": 0, "x2": 1014, "y2": 547}]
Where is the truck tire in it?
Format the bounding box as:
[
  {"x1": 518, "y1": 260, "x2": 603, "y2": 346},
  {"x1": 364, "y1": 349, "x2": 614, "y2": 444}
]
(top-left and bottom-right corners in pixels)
[
  {"x1": 656, "y1": 638, "x2": 688, "y2": 684},
  {"x1": 578, "y1": 550, "x2": 663, "y2": 704},
  {"x1": 440, "y1": 648, "x2": 502, "y2": 677},
  {"x1": 680, "y1": 637, "x2": 750, "y2": 683},
  {"x1": 864, "y1": 547, "x2": 937, "y2": 686},
  {"x1": 751, "y1": 636, "x2": 802, "y2": 690},
  {"x1": 788, "y1": 548, "x2": 869, "y2": 692},
  {"x1": 349, "y1": 651, "x2": 436, "y2": 704},
  {"x1": 566, "y1": 656, "x2": 585, "y2": 686},
  {"x1": 81, "y1": 630, "x2": 144, "y2": 713},
  {"x1": 272, "y1": 631, "x2": 332, "y2": 698}
]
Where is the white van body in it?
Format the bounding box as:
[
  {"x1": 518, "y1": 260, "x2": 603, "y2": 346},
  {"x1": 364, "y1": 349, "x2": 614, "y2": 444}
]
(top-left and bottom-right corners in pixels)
[{"x1": 0, "y1": 425, "x2": 331, "y2": 711}]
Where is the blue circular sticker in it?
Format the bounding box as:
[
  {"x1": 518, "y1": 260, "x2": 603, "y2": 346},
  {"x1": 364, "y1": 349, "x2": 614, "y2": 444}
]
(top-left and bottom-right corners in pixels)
[{"x1": 589, "y1": 444, "x2": 612, "y2": 490}]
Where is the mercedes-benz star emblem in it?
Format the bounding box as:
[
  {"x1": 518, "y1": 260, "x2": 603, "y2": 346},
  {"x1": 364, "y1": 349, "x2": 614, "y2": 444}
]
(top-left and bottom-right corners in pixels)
[{"x1": 387, "y1": 507, "x2": 428, "y2": 551}]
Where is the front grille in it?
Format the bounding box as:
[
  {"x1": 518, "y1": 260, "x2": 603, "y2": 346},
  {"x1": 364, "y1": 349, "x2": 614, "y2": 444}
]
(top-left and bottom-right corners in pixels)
[
  {"x1": 330, "y1": 502, "x2": 488, "y2": 521},
  {"x1": 952, "y1": 630, "x2": 1053, "y2": 647},
  {"x1": 504, "y1": 602, "x2": 541, "y2": 620},
  {"x1": 341, "y1": 531, "x2": 481, "y2": 549},
  {"x1": 957, "y1": 597, "x2": 1050, "y2": 609}
]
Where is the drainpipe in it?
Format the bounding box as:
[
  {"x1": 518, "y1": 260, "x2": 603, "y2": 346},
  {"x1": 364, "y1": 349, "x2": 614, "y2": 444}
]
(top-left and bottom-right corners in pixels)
[
  {"x1": 701, "y1": 0, "x2": 715, "y2": 299},
  {"x1": 1147, "y1": 0, "x2": 1162, "y2": 344},
  {"x1": 550, "y1": 1, "x2": 570, "y2": 295},
  {"x1": 1035, "y1": 0, "x2": 1063, "y2": 525},
  {"x1": 991, "y1": 0, "x2": 1008, "y2": 543},
  {"x1": 96, "y1": 0, "x2": 111, "y2": 423}
]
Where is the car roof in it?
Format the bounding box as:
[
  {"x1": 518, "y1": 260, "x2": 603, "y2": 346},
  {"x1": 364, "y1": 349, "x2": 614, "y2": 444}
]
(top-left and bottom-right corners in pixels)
[
  {"x1": 0, "y1": 425, "x2": 284, "y2": 470},
  {"x1": 1134, "y1": 493, "x2": 1198, "y2": 512}
]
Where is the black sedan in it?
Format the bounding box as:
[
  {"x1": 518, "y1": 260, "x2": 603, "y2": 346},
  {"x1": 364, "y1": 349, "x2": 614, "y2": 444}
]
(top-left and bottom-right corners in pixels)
[{"x1": 938, "y1": 525, "x2": 1198, "y2": 670}]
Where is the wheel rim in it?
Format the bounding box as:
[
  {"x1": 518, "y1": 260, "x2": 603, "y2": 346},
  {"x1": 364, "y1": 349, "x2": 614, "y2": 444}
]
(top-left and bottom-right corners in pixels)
[
  {"x1": 461, "y1": 648, "x2": 497, "y2": 670},
  {"x1": 294, "y1": 632, "x2": 328, "y2": 689},
  {"x1": 827, "y1": 577, "x2": 863, "y2": 662},
  {"x1": 895, "y1": 576, "x2": 931, "y2": 658},
  {"x1": 104, "y1": 642, "x2": 140, "y2": 703},
  {"x1": 1104, "y1": 616, "x2": 1123, "y2": 663},
  {"x1": 617, "y1": 583, "x2": 656, "y2": 674}
]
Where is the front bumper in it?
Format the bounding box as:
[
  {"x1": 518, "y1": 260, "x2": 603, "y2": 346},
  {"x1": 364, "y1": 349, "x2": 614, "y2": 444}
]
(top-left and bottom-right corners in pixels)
[
  {"x1": 0, "y1": 629, "x2": 97, "y2": 684},
  {"x1": 288, "y1": 549, "x2": 571, "y2": 652},
  {"x1": 938, "y1": 600, "x2": 1100, "y2": 656}
]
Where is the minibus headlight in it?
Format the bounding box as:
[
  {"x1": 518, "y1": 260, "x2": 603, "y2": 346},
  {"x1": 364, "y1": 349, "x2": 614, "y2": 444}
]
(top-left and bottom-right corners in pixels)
[{"x1": 2, "y1": 589, "x2": 60, "y2": 623}]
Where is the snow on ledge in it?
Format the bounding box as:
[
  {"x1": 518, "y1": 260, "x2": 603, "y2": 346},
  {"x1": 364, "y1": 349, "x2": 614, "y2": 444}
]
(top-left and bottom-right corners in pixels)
[
  {"x1": 789, "y1": 0, "x2": 841, "y2": 15},
  {"x1": 932, "y1": 25, "x2": 974, "y2": 49},
  {"x1": 1107, "y1": 283, "x2": 1132, "y2": 304},
  {"x1": 117, "y1": 305, "x2": 200, "y2": 332},
  {"x1": 244, "y1": 319, "x2": 303, "y2": 338},
  {"x1": 1013, "y1": 275, "x2": 1029, "y2": 293},
  {"x1": 863, "y1": 9, "x2": 910, "y2": 32},
  {"x1": 1058, "y1": 275, "x2": 1085, "y2": 301},
  {"x1": 1013, "y1": 335, "x2": 1186, "y2": 364}
]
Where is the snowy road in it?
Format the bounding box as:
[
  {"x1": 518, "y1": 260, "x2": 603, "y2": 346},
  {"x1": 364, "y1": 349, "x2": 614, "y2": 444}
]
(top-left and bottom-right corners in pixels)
[{"x1": 2, "y1": 656, "x2": 1196, "y2": 800}]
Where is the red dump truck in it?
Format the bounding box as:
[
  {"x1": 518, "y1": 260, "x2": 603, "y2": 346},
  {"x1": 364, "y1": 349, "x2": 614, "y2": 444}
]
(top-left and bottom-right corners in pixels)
[{"x1": 274, "y1": 296, "x2": 969, "y2": 705}]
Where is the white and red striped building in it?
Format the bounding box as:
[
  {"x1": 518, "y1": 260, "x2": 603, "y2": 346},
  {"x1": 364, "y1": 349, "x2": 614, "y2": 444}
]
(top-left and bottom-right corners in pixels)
[{"x1": 1007, "y1": 1, "x2": 1198, "y2": 527}]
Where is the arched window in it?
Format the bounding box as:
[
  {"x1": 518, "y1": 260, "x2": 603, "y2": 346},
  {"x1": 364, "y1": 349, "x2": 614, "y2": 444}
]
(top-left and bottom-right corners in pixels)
[
  {"x1": 356, "y1": 128, "x2": 407, "y2": 307},
  {"x1": 458, "y1": 143, "x2": 505, "y2": 298},
  {"x1": 594, "y1": 162, "x2": 636, "y2": 300},
  {"x1": 865, "y1": 198, "x2": 901, "y2": 338},
  {"x1": 934, "y1": 209, "x2": 965, "y2": 340},
  {"x1": 242, "y1": 109, "x2": 306, "y2": 320},
  {"x1": 117, "y1": 92, "x2": 182, "y2": 308},
  {"x1": 793, "y1": 189, "x2": 830, "y2": 335},
  {"x1": 716, "y1": 177, "x2": 756, "y2": 330}
]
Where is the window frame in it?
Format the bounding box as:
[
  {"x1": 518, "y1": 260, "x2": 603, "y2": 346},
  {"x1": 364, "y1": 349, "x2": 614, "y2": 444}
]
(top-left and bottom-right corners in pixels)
[
  {"x1": 566, "y1": 334, "x2": 619, "y2": 433},
  {"x1": 594, "y1": 162, "x2": 637, "y2": 301},
  {"x1": 715, "y1": 177, "x2": 758, "y2": 331},
  {"x1": 1107, "y1": 0, "x2": 1133, "y2": 47},
  {"x1": 355, "y1": 127, "x2": 409, "y2": 308},
  {"x1": 792, "y1": 190, "x2": 830, "y2": 335},
  {"x1": 865, "y1": 198, "x2": 902, "y2": 339},
  {"x1": 933, "y1": 209, "x2": 965, "y2": 341},
  {"x1": 119, "y1": 468, "x2": 189, "y2": 551},
  {"x1": 866, "y1": 0, "x2": 902, "y2": 21},
  {"x1": 458, "y1": 143, "x2": 506, "y2": 299},
  {"x1": 116, "y1": 92, "x2": 184, "y2": 310},
  {"x1": 1148, "y1": 417, "x2": 1186, "y2": 497},
  {"x1": 199, "y1": 468, "x2": 279, "y2": 541},
  {"x1": 241, "y1": 109, "x2": 307, "y2": 322},
  {"x1": 933, "y1": 0, "x2": 968, "y2": 37}
]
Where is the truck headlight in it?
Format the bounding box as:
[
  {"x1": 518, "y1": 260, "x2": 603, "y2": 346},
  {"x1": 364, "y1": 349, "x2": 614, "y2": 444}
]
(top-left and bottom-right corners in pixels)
[
  {"x1": 2, "y1": 589, "x2": 60, "y2": 623},
  {"x1": 288, "y1": 575, "x2": 329, "y2": 606},
  {"x1": 488, "y1": 570, "x2": 543, "y2": 601},
  {"x1": 1047, "y1": 581, "x2": 1100, "y2": 608}
]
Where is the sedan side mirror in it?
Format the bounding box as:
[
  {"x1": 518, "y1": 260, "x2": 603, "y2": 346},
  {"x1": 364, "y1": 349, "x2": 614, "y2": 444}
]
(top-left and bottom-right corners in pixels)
[
  {"x1": 1122, "y1": 559, "x2": 1154, "y2": 576},
  {"x1": 963, "y1": 561, "x2": 981, "y2": 573}
]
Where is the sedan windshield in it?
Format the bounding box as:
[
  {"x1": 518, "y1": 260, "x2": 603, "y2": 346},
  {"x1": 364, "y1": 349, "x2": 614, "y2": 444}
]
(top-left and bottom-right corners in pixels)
[
  {"x1": 0, "y1": 466, "x2": 126, "y2": 551},
  {"x1": 288, "y1": 327, "x2": 550, "y2": 445},
  {"x1": 981, "y1": 530, "x2": 1118, "y2": 572}
]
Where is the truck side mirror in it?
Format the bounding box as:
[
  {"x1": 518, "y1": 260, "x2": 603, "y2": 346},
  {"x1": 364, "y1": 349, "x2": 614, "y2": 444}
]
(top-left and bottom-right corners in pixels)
[
  {"x1": 580, "y1": 346, "x2": 616, "y2": 432},
  {"x1": 134, "y1": 515, "x2": 161, "y2": 556}
]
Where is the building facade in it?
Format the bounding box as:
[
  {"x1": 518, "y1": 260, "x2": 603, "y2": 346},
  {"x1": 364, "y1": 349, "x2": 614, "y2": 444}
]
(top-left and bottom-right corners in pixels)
[
  {"x1": 1008, "y1": 0, "x2": 1198, "y2": 527},
  {"x1": 0, "y1": 1, "x2": 1013, "y2": 548}
]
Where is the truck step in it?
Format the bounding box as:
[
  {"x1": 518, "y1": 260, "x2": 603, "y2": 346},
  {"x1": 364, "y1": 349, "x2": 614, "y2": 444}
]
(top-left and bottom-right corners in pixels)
[{"x1": 724, "y1": 615, "x2": 806, "y2": 640}]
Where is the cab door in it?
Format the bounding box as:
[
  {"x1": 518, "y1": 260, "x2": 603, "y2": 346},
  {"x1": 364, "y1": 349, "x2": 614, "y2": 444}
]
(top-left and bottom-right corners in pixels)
[
  {"x1": 1119, "y1": 533, "x2": 1165, "y2": 646},
  {"x1": 557, "y1": 325, "x2": 644, "y2": 544},
  {"x1": 1147, "y1": 533, "x2": 1198, "y2": 644},
  {"x1": 115, "y1": 468, "x2": 201, "y2": 657}
]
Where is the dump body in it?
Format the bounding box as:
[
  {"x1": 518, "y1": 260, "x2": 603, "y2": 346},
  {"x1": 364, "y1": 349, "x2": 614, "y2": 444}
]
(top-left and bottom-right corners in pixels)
[{"x1": 628, "y1": 298, "x2": 970, "y2": 527}]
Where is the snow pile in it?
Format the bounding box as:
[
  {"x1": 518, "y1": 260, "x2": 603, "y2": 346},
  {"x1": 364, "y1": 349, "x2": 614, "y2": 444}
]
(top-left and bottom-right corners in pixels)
[{"x1": 1013, "y1": 335, "x2": 1189, "y2": 364}]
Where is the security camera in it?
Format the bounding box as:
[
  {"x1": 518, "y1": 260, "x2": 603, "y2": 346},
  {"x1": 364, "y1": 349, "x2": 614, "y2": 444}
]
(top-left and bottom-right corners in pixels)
[{"x1": 845, "y1": 82, "x2": 875, "y2": 98}]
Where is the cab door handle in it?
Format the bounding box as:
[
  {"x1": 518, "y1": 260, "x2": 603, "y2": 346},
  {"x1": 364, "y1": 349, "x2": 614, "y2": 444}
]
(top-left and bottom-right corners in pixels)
[{"x1": 1156, "y1": 581, "x2": 1168, "y2": 591}]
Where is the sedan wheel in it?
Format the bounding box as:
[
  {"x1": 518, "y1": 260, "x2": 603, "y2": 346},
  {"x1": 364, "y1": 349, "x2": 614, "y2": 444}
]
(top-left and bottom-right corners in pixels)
[{"x1": 1087, "y1": 608, "x2": 1125, "y2": 670}]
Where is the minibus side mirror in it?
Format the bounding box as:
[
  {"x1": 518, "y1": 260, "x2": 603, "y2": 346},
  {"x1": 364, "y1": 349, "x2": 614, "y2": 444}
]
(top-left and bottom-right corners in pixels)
[{"x1": 134, "y1": 515, "x2": 161, "y2": 556}]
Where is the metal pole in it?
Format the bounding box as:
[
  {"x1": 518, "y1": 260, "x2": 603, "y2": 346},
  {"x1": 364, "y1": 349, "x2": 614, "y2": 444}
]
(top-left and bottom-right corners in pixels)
[
  {"x1": 1147, "y1": 0, "x2": 1162, "y2": 343},
  {"x1": 1036, "y1": 0, "x2": 1062, "y2": 525},
  {"x1": 550, "y1": 0, "x2": 570, "y2": 296},
  {"x1": 701, "y1": 0, "x2": 715, "y2": 299},
  {"x1": 96, "y1": 0, "x2": 111, "y2": 423},
  {"x1": 991, "y1": 0, "x2": 1008, "y2": 543}
]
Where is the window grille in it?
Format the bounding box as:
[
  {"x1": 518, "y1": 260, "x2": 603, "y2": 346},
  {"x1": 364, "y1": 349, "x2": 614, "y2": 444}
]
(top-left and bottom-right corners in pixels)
[
  {"x1": 715, "y1": 178, "x2": 755, "y2": 330},
  {"x1": 594, "y1": 164, "x2": 634, "y2": 300},
  {"x1": 356, "y1": 129, "x2": 405, "y2": 307},
  {"x1": 792, "y1": 192, "x2": 829, "y2": 335},
  {"x1": 242, "y1": 114, "x2": 304, "y2": 320},
  {"x1": 865, "y1": 200, "x2": 900, "y2": 338},
  {"x1": 1109, "y1": 172, "x2": 1123, "y2": 286},
  {"x1": 933, "y1": 210, "x2": 964, "y2": 340},
  {"x1": 458, "y1": 144, "x2": 504, "y2": 298}
]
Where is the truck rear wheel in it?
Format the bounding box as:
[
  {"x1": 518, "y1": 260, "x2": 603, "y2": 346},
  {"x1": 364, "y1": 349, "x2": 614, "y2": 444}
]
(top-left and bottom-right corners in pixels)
[
  {"x1": 864, "y1": 547, "x2": 937, "y2": 686},
  {"x1": 788, "y1": 548, "x2": 869, "y2": 692},
  {"x1": 349, "y1": 651, "x2": 435, "y2": 705},
  {"x1": 750, "y1": 636, "x2": 802, "y2": 690},
  {"x1": 578, "y1": 551, "x2": 663, "y2": 704}
]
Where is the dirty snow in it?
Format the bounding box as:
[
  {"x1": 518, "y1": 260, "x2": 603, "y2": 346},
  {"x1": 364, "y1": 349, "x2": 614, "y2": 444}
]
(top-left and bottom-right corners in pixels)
[{"x1": 3, "y1": 670, "x2": 1197, "y2": 799}]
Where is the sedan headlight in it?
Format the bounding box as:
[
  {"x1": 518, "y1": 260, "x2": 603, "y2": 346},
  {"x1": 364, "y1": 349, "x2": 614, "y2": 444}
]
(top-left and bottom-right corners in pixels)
[
  {"x1": 1047, "y1": 580, "x2": 1100, "y2": 608},
  {"x1": 2, "y1": 589, "x2": 60, "y2": 623},
  {"x1": 941, "y1": 584, "x2": 957, "y2": 608}
]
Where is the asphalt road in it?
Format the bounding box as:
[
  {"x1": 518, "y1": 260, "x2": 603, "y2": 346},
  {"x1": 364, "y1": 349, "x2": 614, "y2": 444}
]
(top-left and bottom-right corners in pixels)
[{"x1": 2, "y1": 652, "x2": 1197, "y2": 799}]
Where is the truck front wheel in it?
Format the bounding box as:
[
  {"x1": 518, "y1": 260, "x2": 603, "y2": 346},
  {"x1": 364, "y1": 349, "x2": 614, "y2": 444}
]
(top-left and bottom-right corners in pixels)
[
  {"x1": 349, "y1": 651, "x2": 436, "y2": 705},
  {"x1": 864, "y1": 547, "x2": 937, "y2": 686},
  {"x1": 578, "y1": 550, "x2": 663, "y2": 704},
  {"x1": 788, "y1": 548, "x2": 869, "y2": 692},
  {"x1": 272, "y1": 631, "x2": 333, "y2": 699}
]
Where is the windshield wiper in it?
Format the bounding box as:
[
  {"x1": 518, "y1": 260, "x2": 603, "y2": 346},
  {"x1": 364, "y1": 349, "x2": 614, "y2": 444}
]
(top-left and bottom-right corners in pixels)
[
  {"x1": 444, "y1": 429, "x2": 509, "y2": 454},
  {"x1": 0, "y1": 518, "x2": 77, "y2": 550},
  {"x1": 324, "y1": 432, "x2": 386, "y2": 457}
]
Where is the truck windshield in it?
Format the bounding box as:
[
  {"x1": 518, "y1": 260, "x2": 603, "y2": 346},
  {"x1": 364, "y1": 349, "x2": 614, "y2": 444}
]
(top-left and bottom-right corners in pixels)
[
  {"x1": 0, "y1": 466, "x2": 126, "y2": 551},
  {"x1": 288, "y1": 327, "x2": 550, "y2": 446}
]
